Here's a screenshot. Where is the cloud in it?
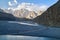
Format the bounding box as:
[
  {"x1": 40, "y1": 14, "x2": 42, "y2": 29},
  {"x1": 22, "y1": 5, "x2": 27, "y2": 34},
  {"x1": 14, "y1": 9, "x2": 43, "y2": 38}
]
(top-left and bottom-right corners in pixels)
[
  {"x1": 8, "y1": 1, "x2": 13, "y2": 6},
  {"x1": 8, "y1": 2, "x2": 48, "y2": 12},
  {"x1": 14, "y1": 2, "x2": 48, "y2": 11},
  {"x1": 8, "y1": 0, "x2": 17, "y2": 6},
  {"x1": 14, "y1": 0, "x2": 17, "y2": 4},
  {"x1": 16, "y1": 2, "x2": 34, "y2": 10}
]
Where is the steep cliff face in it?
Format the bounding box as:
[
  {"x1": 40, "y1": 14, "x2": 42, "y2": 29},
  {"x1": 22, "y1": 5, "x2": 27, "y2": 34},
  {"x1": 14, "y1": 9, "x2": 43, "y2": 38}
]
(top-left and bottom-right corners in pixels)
[{"x1": 34, "y1": 0, "x2": 60, "y2": 26}]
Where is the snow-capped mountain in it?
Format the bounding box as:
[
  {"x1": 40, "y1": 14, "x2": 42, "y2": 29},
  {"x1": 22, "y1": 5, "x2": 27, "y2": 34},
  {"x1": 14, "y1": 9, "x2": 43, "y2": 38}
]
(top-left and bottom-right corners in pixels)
[
  {"x1": 0, "y1": 4, "x2": 47, "y2": 19},
  {"x1": 7, "y1": 2, "x2": 48, "y2": 19},
  {"x1": 0, "y1": 8, "x2": 44, "y2": 19},
  {"x1": 13, "y1": 8, "x2": 44, "y2": 19}
]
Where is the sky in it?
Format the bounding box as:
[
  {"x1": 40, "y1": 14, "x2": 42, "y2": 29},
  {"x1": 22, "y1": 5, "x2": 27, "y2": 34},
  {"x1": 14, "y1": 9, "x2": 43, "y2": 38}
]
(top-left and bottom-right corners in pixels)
[{"x1": 0, "y1": 0, "x2": 58, "y2": 10}]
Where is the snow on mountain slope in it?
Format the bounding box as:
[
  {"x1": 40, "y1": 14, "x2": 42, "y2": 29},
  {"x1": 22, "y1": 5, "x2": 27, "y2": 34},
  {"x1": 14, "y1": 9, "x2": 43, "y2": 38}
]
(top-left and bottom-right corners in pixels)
[
  {"x1": 2, "y1": 8, "x2": 44, "y2": 19},
  {"x1": 8, "y1": 8, "x2": 45, "y2": 19}
]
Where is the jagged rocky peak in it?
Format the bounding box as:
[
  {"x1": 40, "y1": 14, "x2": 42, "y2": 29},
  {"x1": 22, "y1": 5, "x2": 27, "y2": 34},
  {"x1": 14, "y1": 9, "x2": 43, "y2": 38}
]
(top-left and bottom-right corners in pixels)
[
  {"x1": 26, "y1": 11, "x2": 37, "y2": 19},
  {"x1": 33, "y1": 0, "x2": 60, "y2": 26},
  {"x1": 13, "y1": 8, "x2": 43, "y2": 19},
  {"x1": 13, "y1": 9, "x2": 29, "y2": 18}
]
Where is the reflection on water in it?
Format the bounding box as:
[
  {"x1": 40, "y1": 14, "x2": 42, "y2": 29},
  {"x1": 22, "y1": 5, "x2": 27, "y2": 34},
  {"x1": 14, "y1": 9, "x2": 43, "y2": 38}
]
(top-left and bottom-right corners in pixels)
[{"x1": 0, "y1": 35, "x2": 60, "y2": 40}]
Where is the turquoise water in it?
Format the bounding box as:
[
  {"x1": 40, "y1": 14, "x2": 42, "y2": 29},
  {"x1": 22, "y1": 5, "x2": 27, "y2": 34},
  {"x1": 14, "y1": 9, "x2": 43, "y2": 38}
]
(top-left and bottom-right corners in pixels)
[{"x1": 0, "y1": 35, "x2": 60, "y2": 40}]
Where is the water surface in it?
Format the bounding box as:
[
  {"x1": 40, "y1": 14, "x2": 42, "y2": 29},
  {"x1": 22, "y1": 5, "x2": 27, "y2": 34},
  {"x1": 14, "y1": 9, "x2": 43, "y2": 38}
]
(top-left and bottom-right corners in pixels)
[{"x1": 0, "y1": 35, "x2": 60, "y2": 40}]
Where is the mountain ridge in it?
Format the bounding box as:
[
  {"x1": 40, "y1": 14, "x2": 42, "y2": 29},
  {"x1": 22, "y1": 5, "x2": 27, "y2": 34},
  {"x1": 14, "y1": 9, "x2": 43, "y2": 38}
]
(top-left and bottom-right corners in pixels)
[
  {"x1": 33, "y1": 0, "x2": 60, "y2": 26},
  {"x1": 0, "y1": 7, "x2": 45, "y2": 19}
]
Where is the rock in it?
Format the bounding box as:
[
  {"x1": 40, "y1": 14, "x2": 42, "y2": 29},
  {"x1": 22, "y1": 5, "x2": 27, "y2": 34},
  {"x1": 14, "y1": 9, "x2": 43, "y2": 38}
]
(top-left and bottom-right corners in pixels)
[
  {"x1": 0, "y1": 9, "x2": 15, "y2": 21},
  {"x1": 33, "y1": 0, "x2": 60, "y2": 26},
  {"x1": 13, "y1": 9, "x2": 43, "y2": 19},
  {"x1": 0, "y1": 9, "x2": 32, "y2": 21}
]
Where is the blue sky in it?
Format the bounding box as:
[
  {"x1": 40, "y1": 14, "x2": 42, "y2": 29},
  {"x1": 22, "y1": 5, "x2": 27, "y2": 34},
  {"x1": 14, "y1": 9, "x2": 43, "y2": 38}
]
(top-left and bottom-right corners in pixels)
[{"x1": 0, "y1": 0, "x2": 58, "y2": 9}]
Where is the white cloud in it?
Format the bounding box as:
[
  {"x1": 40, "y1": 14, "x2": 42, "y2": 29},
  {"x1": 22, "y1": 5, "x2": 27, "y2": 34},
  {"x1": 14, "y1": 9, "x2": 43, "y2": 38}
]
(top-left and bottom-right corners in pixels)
[
  {"x1": 14, "y1": 2, "x2": 48, "y2": 11},
  {"x1": 14, "y1": 0, "x2": 17, "y2": 4},
  {"x1": 8, "y1": 1, "x2": 13, "y2": 6},
  {"x1": 8, "y1": 2, "x2": 48, "y2": 12},
  {"x1": 16, "y1": 2, "x2": 34, "y2": 10},
  {"x1": 8, "y1": 7, "x2": 14, "y2": 10},
  {"x1": 8, "y1": 0, "x2": 17, "y2": 6}
]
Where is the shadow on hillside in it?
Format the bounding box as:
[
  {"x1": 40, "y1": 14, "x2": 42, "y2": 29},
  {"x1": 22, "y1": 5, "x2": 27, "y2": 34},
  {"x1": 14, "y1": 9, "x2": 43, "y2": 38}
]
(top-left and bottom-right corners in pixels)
[
  {"x1": 0, "y1": 11, "x2": 32, "y2": 21},
  {"x1": 33, "y1": 0, "x2": 60, "y2": 26}
]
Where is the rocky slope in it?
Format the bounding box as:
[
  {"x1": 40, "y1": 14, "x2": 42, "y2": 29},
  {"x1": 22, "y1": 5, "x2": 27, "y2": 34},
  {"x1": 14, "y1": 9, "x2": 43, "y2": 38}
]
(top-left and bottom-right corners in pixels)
[
  {"x1": 0, "y1": 9, "x2": 15, "y2": 21},
  {"x1": 1, "y1": 8, "x2": 43, "y2": 19},
  {"x1": 14, "y1": 9, "x2": 36, "y2": 19},
  {"x1": 12, "y1": 8, "x2": 43, "y2": 19},
  {"x1": 33, "y1": 0, "x2": 60, "y2": 26},
  {"x1": 0, "y1": 8, "x2": 32, "y2": 21}
]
